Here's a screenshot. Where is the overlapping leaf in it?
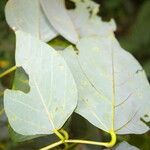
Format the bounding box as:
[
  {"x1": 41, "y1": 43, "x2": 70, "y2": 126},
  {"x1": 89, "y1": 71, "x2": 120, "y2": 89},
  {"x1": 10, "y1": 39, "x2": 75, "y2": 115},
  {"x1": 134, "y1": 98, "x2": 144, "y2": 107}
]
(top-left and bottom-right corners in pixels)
[
  {"x1": 60, "y1": 35, "x2": 150, "y2": 135},
  {"x1": 40, "y1": 0, "x2": 79, "y2": 44},
  {"x1": 4, "y1": 31, "x2": 77, "y2": 135},
  {"x1": 5, "y1": 0, "x2": 58, "y2": 42},
  {"x1": 68, "y1": 0, "x2": 116, "y2": 38}
]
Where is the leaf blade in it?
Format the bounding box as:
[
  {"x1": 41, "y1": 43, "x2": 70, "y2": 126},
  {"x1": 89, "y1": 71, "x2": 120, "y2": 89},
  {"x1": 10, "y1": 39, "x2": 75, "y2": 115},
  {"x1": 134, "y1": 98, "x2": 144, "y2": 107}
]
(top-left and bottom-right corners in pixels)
[
  {"x1": 68, "y1": 0, "x2": 116, "y2": 38},
  {"x1": 114, "y1": 141, "x2": 139, "y2": 150},
  {"x1": 4, "y1": 31, "x2": 77, "y2": 135},
  {"x1": 5, "y1": 0, "x2": 58, "y2": 42},
  {"x1": 61, "y1": 35, "x2": 150, "y2": 135},
  {"x1": 40, "y1": 0, "x2": 79, "y2": 44}
]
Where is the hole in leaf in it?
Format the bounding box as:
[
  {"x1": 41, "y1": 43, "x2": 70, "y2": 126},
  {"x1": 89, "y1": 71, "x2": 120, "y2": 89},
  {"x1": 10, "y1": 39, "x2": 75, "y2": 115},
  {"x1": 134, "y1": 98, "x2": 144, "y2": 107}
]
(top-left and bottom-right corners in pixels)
[
  {"x1": 12, "y1": 67, "x2": 30, "y2": 93},
  {"x1": 65, "y1": 0, "x2": 76, "y2": 10},
  {"x1": 144, "y1": 114, "x2": 149, "y2": 118},
  {"x1": 140, "y1": 115, "x2": 150, "y2": 127},
  {"x1": 136, "y1": 69, "x2": 143, "y2": 74},
  {"x1": 48, "y1": 36, "x2": 74, "y2": 50}
]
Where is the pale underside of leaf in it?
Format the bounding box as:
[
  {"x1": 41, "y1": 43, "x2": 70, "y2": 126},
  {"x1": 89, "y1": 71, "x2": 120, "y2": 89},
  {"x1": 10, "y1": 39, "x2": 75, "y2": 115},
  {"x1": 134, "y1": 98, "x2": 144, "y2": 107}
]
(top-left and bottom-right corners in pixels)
[
  {"x1": 5, "y1": 0, "x2": 58, "y2": 42},
  {"x1": 61, "y1": 35, "x2": 150, "y2": 135},
  {"x1": 68, "y1": 0, "x2": 116, "y2": 38},
  {"x1": 40, "y1": 0, "x2": 79, "y2": 44},
  {"x1": 4, "y1": 31, "x2": 77, "y2": 135},
  {"x1": 114, "y1": 141, "x2": 140, "y2": 150}
]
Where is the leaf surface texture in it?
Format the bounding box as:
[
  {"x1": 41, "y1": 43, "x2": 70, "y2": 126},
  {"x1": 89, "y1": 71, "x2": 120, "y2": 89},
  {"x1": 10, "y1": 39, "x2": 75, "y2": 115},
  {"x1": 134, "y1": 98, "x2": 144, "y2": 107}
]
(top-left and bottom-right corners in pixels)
[
  {"x1": 4, "y1": 31, "x2": 77, "y2": 135},
  {"x1": 61, "y1": 36, "x2": 150, "y2": 134}
]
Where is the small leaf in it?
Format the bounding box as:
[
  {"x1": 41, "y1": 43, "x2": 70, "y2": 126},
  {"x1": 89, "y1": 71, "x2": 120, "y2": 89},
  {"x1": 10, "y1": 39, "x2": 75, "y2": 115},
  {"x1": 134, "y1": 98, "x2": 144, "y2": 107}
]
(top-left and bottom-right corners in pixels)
[
  {"x1": 40, "y1": 0, "x2": 79, "y2": 44},
  {"x1": 4, "y1": 31, "x2": 77, "y2": 136},
  {"x1": 113, "y1": 141, "x2": 139, "y2": 150},
  {"x1": 60, "y1": 35, "x2": 150, "y2": 135},
  {"x1": 68, "y1": 0, "x2": 116, "y2": 38},
  {"x1": 5, "y1": 0, "x2": 58, "y2": 42}
]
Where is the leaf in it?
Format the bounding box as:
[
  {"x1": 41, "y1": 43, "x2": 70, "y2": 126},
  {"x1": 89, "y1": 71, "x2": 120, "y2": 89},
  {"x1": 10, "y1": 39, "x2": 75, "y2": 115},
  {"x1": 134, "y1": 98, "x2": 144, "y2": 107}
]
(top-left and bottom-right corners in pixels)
[
  {"x1": 40, "y1": 0, "x2": 79, "y2": 44},
  {"x1": 5, "y1": 0, "x2": 58, "y2": 42},
  {"x1": 4, "y1": 31, "x2": 77, "y2": 136},
  {"x1": 9, "y1": 68, "x2": 38, "y2": 142},
  {"x1": 113, "y1": 141, "x2": 139, "y2": 150},
  {"x1": 68, "y1": 0, "x2": 116, "y2": 38},
  {"x1": 60, "y1": 35, "x2": 150, "y2": 135}
]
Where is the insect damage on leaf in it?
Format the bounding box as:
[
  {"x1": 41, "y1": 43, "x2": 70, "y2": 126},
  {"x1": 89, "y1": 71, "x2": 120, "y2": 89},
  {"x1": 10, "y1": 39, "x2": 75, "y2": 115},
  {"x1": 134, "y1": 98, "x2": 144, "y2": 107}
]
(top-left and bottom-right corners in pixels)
[
  {"x1": 12, "y1": 67, "x2": 30, "y2": 93},
  {"x1": 61, "y1": 35, "x2": 150, "y2": 135},
  {"x1": 4, "y1": 31, "x2": 77, "y2": 136}
]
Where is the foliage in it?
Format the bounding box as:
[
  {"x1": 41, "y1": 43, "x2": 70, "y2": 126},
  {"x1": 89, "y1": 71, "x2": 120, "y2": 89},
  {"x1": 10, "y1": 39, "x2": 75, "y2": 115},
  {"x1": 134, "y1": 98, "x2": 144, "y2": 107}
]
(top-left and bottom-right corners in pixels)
[{"x1": 0, "y1": 0, "x2": 150, "y2": 150}]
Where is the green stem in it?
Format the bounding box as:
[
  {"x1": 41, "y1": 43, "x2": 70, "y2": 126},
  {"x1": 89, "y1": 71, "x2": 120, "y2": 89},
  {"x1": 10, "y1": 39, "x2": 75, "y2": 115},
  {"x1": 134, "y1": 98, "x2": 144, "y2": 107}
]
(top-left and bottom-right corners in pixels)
[
  {"x1": 39, "y1": 140, "x2": 63, "y2": 150},
  {"x1": 106, "y1": 130, "x2": 117, "y2": 147},
  {"x1": 59, "y1": 129, "x2": 69, "y2": 149},
  {"x1": 0, "y1": 66, "x2": 17, "y2": 78},
  {"x1": 40, "y1": 129, "x2": 69, "y2": 150},
  {"x1": 40, "y1": 130, "x2": 116, "y2": 150},
  {"x1": 65, "y1": 130, "x2": 116, "y2": 148},
  {"x1": 54, "y1": 129, "x2": 65, "y2": 141},
  {"x1": 59, "y1": 129, "x2": 69, "y2": 140}
]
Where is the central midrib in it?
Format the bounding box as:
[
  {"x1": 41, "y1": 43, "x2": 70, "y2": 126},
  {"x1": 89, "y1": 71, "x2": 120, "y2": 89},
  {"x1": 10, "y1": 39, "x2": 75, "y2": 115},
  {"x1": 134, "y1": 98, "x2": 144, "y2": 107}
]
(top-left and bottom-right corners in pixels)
[{"x1": 111, "y1": 45, "x2": 116, "y2": 132}]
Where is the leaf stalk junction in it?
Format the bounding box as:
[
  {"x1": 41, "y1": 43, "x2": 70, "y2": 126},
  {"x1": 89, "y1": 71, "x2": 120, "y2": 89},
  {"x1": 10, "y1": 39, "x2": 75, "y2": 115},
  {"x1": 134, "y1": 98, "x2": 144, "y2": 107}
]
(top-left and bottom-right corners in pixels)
[
  {"x1": 40, "y1": 129, "x2": 116, "y2": 150},
  {"x1": 0, "y1": 67, "x2": 117, "y2": 149}
]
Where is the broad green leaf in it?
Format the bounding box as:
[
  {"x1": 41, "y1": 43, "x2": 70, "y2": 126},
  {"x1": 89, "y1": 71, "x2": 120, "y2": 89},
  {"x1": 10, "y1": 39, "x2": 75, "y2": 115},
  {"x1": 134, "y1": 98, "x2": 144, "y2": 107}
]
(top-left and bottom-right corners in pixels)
[
  {"x1": 68, "y1": 0, "x2": 116, "y2": 38},
  {"x1": 5, "y1": 0, "x2": 58, "y2": 42},
  {"x1": 113, "y1": 141, "x2": 139, "y2": 150},
  {"x1": 60, "y1": 35, "x2": 150, "y2": 135},
  {"x1": 40, "y1": 0, "x2": 79, "y2": 44},
  {"x1": 4, "y1": 31, "x2": 77, "y2": 135}
]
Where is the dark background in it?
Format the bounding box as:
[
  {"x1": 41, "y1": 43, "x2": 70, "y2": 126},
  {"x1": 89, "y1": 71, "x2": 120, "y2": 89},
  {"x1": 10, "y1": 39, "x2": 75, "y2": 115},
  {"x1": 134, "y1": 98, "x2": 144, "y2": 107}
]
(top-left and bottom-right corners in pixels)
[{"x1": 0, "y1": 0, "x2": 150, "y2": 149}]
